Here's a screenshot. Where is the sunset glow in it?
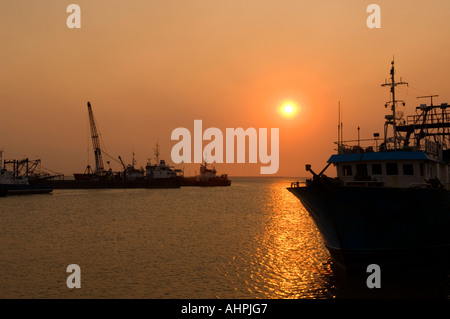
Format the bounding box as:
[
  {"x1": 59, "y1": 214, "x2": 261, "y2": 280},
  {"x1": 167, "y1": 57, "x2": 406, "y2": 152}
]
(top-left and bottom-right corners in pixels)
[{"x1": 1, "y1": 2, "x2": 450, "y2": 177}]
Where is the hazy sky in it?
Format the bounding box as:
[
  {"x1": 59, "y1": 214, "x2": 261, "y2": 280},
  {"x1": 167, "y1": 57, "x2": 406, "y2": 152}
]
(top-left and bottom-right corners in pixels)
[{"x1": 2, "y1": 1, "x2": 450, "y2": 177}]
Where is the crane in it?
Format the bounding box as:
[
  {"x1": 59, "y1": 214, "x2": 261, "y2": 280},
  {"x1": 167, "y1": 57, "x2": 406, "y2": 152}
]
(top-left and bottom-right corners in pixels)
[
  {"x1": 118, "y1": 156, "x2": 127, "y2": 170},
  {"x1": 87, "y1": 101, "x2": 105, "y2": 175}
]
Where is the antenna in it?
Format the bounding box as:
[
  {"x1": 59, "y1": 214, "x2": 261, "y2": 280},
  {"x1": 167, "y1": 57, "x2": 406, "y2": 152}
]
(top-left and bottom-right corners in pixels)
[
  {"x1": 358, "y1": 126, "x2": 360, "y2": 147},
  {"x1": 338, "y1": 101, "x2": 341, "y2": 147},
  {"x1": 381, "y1": 60, "x2": 408, "y2": 150},
  {"x1": 417, "y1": 95, "x2": 439, "y2": 106},
  {"x1": 341, "y1": 104, "x2": 343, "y2": 147},
  {"x1": 154, "y1": 142, "x2": 160, "y2": 163},
  {"x1": 338, "y1": 101, "x2": 343, "y2": 150}
]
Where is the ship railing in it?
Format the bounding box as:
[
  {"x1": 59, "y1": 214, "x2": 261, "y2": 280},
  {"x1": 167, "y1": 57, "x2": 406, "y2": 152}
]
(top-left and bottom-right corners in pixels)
[
  {"x1": 290, "y1": 181, "x2": 306, "y2": 188},
  {"x1": 405, "y1": 109, "x2": 450, "y2": 126},
  {"x1": 336, "y1": 137, "x2": 444, "y2": 155},
  {"x1": 336, "y1": 137, "x2": 382, "y2": 154}
]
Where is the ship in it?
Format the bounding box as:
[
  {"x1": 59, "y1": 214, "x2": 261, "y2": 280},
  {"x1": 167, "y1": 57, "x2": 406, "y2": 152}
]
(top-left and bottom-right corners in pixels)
[
  {"x1": 52, "y1": 102, "x2": 181, "y2": 189},
  {"x1": 145, "y1": 142, "x2": 183, "y2": 179},
  {"x1": 181, "y1": 161, "x2": 231, "y2": 186},
  {"x1": 0, "y1": 151, "x2": 56, "y2": 196},
  {"x1": 287, "y1": 61, "x2": 450, "y2": 270}
]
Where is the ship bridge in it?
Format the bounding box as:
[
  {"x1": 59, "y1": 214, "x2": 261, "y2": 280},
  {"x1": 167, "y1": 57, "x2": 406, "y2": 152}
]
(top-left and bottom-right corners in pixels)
[{"x1": 328, "y1": 150, "x2": 448, "y2": 189}]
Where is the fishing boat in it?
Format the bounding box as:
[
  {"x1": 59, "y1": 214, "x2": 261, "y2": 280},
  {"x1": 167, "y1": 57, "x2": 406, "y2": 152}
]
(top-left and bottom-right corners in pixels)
[
  {"x1": 0, "y1": 152, "x2": 54, "y2": 196},
  {"x1": 288, "y1": 61, "x2": 450, "y2": 270}
]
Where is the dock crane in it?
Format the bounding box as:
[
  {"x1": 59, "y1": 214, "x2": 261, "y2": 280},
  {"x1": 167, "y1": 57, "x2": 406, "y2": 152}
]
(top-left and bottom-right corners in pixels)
[{"x1": 87, "y1": 101, "x2": 105, "y2": 175}]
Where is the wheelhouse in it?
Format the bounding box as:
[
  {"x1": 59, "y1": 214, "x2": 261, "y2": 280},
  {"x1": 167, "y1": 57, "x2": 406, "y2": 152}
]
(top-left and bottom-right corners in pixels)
[{"x1": 329, "y1": 151, "x2": 448, "y2": 188}]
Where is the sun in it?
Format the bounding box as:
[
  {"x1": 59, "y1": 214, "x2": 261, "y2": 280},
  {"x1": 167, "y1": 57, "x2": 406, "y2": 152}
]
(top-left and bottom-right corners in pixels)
[
  {"x1": 284, "y1": 104, "x2": 294, "y2": 114},
  {"x1": 278, "y1": 100, "x2": 299, "y2": 118}
]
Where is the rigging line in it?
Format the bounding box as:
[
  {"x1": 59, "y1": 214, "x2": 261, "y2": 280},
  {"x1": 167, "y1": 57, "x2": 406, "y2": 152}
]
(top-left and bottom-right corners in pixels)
[
  {"x1": 396, "y1": 86, "x2": 423, "y2": 99},
  {"x1": 102, "y1": 150, "x2": 122, "y2": 165},
  {"x1": 94, "y1": 109, "x2": 115, "y2": 168},
  {"x1": 406, "y1": 85, "x2": 435, "y2": 95},
  {"x1": 95, "y1": 114, "x2": 107, "y2": 156},
  {"x1": 39, "y1": 165, "x2": 63, "y2": 175}
]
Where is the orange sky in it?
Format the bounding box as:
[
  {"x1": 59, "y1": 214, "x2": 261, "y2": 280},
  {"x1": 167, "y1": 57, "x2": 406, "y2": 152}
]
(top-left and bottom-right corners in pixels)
[{"x1": 1, "y1": 0, "x2": 450, "y2": 177}]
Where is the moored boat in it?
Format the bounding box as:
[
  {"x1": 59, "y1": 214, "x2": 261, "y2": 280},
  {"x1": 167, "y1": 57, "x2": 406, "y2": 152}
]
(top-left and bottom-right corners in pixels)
[
  {"x1": 0, "y1": 153, "x2": 54, "y2": 196},
  {"x1": 181, "y1": 161, "x2": 231, "y2": 187}
]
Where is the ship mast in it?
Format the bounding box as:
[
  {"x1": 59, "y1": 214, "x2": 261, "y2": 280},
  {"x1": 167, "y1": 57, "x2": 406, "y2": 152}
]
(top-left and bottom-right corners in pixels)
[
  {"x1": 381, "y1": 60, "x2": 408, "y2": 151},
  {"x1": 154, "y1": 142, "x2": 160, "y2": 163}
]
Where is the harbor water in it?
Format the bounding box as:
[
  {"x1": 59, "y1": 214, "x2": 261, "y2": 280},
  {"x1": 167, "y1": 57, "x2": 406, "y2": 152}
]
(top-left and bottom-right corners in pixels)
[{"x1": 0, "y1": 177, "x2": 448, "y2": 299}]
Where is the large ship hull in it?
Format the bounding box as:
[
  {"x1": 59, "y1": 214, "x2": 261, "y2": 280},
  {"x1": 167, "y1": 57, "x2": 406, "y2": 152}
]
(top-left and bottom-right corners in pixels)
[
  {"x1": 51, "y1": 177, "x2": 181, "y2": 189},
  {"x1": 287, "y1": 178, "x2": 450, "y2": 270},
  {"x1": 0, "y1": 183, "x2": 53, "y2": 195}
]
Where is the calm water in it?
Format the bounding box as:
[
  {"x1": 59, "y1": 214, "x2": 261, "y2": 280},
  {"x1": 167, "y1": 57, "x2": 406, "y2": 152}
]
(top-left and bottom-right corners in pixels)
[{"x1": 0, "y1": 177, "x2": 448, "y2": 299}]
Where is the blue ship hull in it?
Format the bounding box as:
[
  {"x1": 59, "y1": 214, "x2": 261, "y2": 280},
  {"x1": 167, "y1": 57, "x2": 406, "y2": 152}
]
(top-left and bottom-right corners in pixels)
[{"x1": 288, "y1": 178, "x2": 450, "y2": 269}]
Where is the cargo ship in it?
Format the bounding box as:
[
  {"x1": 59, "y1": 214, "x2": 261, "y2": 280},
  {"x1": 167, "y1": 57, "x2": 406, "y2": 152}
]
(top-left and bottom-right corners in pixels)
[
  {"x1": 182, "y1": 161, "x2": 231, "y2": 186},
  {"x1": 288, "y1": 61, "x2": 450, "y2": 270},
  {"x1": 52, "y1": 102, "x2": 181, "y2": 189}
]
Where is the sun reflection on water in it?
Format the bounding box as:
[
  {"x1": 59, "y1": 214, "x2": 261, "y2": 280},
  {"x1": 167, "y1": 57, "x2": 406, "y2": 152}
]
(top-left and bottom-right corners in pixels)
[{"x1": 228, "y1": 179, "x2": 335, "y2": 299}]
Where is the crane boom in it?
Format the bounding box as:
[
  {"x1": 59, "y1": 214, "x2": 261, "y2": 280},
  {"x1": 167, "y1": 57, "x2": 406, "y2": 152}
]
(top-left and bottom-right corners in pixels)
[
  {"x1": 118, "y1": 156, "x2": 126, "y2": 170},
  {"x1": 87, "y1": 101, "x2": 105, "y2": 174}
]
